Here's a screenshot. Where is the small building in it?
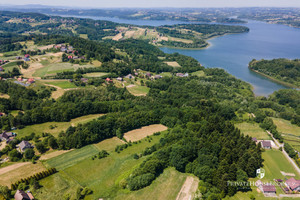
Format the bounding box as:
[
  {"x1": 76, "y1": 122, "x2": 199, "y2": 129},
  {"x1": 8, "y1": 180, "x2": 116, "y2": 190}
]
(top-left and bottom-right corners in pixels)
[
  {"x1": 18, "y1": 141, "x2": 33, "y2": 152},
  {"x1": 154, "y1": 75, "x2": 162, "y2": 79},
  {"x1": 68, "y1": 55, "x2": 73, "y2": 59},
  {"x1": 0, "y1": 112, "x2": 4, "y2": 117},
  {"x1": 14, "y1": 190, "x2": 34, "y2": 200},
  {"x1": 16, "y1": 56, "x2": 22, "y2": 60},
  {"x1": 125, "y1": 74, "x2": 133, "y2": 79},
  {"x1": 0, "y1": 132, "x2": 16, "y2": 141},
  {"x1": 17, "y1": 77, "x2": 23, "y2": 82},
  {"x1": 261, "y1": 184, "x2": 276, "y2": 194},
  {"x1": 0, "y1": 66, "x2": 4, "y2": 72},
  {"x1": 116, "y1": 77, "x2": 123, "y2": 81},
  {"x1": 145, "y1": 72, "x2": 151, "y2": 77},
  {"x1": 27, "y1": 78, "x2": 35, "y2": 84},
  {"x1": 285, "y1": 178, "x2": 300, "y2": 192},
  {"x1": 261, "y1": 141, "x2": 272, "y2": 149},
  {"x1": 24, "y1": 54, "x2": 30, "y2": 58},
  {"x1": 23, "y1": 57, "x2": 30, "y2": 62},
  {"x1": 81, "y1": 78, "x2": 88, "y2": 83},
  {"x1": 106, "y1": 78, "x2": 113, "y2": 83}
]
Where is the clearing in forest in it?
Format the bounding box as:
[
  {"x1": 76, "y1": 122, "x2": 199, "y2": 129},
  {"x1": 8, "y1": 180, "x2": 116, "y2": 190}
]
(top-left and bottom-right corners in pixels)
[
  {"x1": 235, "y1": 122, "x2": 270, "y2": 140},
  {"x1": 123, "y1": 124, "x2": 168, "y2": 142}
]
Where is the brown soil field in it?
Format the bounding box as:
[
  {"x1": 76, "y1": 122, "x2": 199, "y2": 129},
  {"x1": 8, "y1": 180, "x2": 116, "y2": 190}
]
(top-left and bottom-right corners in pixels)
[{"x1": 123, "y1": 124, "x2": 168, "y2": 142}]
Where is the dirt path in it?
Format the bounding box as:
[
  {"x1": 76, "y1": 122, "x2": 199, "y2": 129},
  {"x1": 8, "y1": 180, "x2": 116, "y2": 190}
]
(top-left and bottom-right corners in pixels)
[
  {"x1": 176, "y1": 176, "x2": 199, "y2": 200},
  {"x1": 0, "y1": 162, "x2": 29, "y2": 176},
  {"x1": 43, "y1": 83, "x2": 66, "y2": 99}
]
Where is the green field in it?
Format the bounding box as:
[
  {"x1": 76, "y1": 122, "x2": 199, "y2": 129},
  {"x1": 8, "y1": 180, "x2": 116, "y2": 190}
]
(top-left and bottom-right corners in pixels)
[
  {"x1": 272, "y1": 118, "x2": 300, "y2": 136},
  {"x1": 1, "y1": 61, "x2": 19, "y2": 72},
  {"x1": 235, "y1": 122, "x2": 270, "y2": 140},
  {"x1": 83, "y1": 72, "x2": 108, "y2": 78},
  {"x1": 45, "y1": 145, "x2": 100, "y2": 170},
  {"x1": 33, "y1": 62, "x2": 95, "y2": 77},
  {"x1": 35, "y1": 133, "x2": 166, "y2": 199},
  {"x1": 272, "y1": 118, "x2": 300, "y2": 151},
  {"x1": 191, "y1": 70, "x2": 206, "y2": 77},
  {"x1": 160, "y1": 72, "x2": 172, "y2": 77},
  {"x1": 126, "y1": 85, "x2": 150, "y2": 96},
  {"x1": 15, "y1": 114, "x2": 103, "y2": 138},
  {"x1": 42, "y1": 80, "x2": 77, "y2": 89},
  {"x1": 115, "y1": 168, "x2": 189, "y2": 200}
]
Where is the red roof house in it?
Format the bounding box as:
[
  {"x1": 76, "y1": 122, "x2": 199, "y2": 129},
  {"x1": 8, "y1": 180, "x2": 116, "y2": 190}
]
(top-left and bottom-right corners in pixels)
[
  {"x1": 261, "y1": 141, "x2": 272, "y2": 149},
  {"x1": 27, "y1": 78, "x2": 35, "y2": 84},
  {"x1": 24, "y1": 54, "x2": 30, "y2": 58},
  {"x1": 285, "y1": 178, "x2": 300, "y2": 191},
  {"x1": 261, "y1": 184, "x2": 276, "y2": 193}
]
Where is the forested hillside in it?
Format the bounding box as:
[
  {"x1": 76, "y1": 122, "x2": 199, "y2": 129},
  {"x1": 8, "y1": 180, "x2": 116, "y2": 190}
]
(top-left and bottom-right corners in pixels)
[{"x1": 249, "y1": 58, "x2": 300, "y2": 88}]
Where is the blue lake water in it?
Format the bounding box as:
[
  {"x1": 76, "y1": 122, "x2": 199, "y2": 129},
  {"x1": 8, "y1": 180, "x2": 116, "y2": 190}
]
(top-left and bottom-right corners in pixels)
[{"x1": 61, "y1": 15, "x2": 300, "y2": 96}]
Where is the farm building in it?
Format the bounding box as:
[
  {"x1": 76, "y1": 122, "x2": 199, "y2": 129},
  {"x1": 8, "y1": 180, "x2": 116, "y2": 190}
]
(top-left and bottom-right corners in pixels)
[
  {"x1": 252, "y1": 137, "x2": 257, "y2": 143},
  {"x1": 14, "y1": 190, "x2": 34, "y2": 200},
  {"x1": 154, "y1": 75, "x2": 162, "y2": 79},
  {"x1": 261, "y1": 184, "x2": 276, "y2": 194},
  {"x1": 27, "y1": 78, "x2": 35, "y2": 84},
  {"x1": 106, "y1": 78, "x2": 113, "y2": 83},
  {"x1": 285, "y1": 178, "x2": 300, "y2": 192},
  {"x1": 0, "y1": 67, "x2": 4, "y2": 71},
  {"x1": 18, "y1": 140, "x2": 33, "y2": 152},
  {"x1": 81, "y1": 78, "x2": 89, "y2": 83},
  {"x1": 176, "y1": 73, "x2": 189, "y2": 77},
  {"x1": 116, "y1": 77, "x2": 123, "y2": 81},
  {"x1": 0, "y1": 132, "x2": 16, "y2": 141},
  {"x1": 261, "y1": 141, "x2": 272, "y2": 149}
]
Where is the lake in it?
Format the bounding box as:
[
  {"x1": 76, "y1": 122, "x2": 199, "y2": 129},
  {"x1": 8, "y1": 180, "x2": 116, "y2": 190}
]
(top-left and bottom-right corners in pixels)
[{"x1": 61, "y1": 15, "x2": 300, "y2": 96}]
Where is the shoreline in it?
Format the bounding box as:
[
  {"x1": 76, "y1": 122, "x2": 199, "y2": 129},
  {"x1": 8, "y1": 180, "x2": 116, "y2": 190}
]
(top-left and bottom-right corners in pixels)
[
  {"x1": 157, "y1": 31, "x2": 248, "y2": 50},
  {"x1": 248, "y1": 67, "x2": 299, "y2": 89}
]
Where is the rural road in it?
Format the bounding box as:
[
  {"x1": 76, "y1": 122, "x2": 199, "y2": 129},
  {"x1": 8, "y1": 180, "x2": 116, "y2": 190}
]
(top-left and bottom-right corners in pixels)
[{"x1": 266, "y1": 130, "x2": 300, "y2": 176}]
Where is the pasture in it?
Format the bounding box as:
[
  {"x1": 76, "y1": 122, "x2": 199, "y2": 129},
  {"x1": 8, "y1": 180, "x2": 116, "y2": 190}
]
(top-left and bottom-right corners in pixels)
[
  {"x1": 272, "y1": 118, "x2": 300, "y2": 151},
  {"x1": 235, "y1": 122, "x2": 270, "y2": 140},
  {"x1": 115, "y1": 168, "x2": 191, "y2": 200},
  {"x1": 83, "y1": 72, "x2": 108, "y2": 78},
  {"x1": 0, "y1": 162, "x2": 46, "y2": 187},
  {"x1": 41, "y1": 80, "x2": 77, "y2": 89},
  {"x1": 15, "y1": 114, "x2": 104, "y2": 138},
  {"x1": 35, "y1": 133, "x2": 165, "y2": 199},
  {"x1": 126, "y1": 85, "x2": 150, "y2": 96}
]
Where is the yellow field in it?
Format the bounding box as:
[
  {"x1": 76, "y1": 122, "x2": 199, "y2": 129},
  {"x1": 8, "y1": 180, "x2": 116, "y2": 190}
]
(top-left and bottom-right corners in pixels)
[
  {"x1": 123, "y1": 124, "x2": 168, "y2": 142},
  {"x1": 0, "y1": 162, "x2": 46, "y2": 186}
]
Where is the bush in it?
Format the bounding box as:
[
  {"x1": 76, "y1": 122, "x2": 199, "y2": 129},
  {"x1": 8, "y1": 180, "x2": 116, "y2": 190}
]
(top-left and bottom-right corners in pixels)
[{"x1": 127, "y1": 173, "x2": 155, "y2": 190}]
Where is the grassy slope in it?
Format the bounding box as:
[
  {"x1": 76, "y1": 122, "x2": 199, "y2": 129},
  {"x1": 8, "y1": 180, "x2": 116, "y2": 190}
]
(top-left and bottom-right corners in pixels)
[
  {"x1": 115, "y1": 167, "x2": 188, "y2": 200},
  {"x1": 36, "y1": 134, "x2": 165, "y2": 200},
  {"x1": 272, "y1": 117, "x2": 300, "y2": 151},
  {"x1": 235, "y1": 122, "x2": 271, "y2": 140},
  {"x1": 15, "y1": 114, "x2": 104, "y2": 138}
]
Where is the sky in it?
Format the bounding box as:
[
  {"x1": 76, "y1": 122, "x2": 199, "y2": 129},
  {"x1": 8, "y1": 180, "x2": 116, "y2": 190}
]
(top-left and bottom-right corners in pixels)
[{"x1": 1, "y1": 0, "x2": 300, "y2": 8}]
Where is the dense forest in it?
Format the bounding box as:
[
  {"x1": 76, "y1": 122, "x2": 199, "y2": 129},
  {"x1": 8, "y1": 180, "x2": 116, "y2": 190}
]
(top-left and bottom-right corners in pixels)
[{"x1": 249, "y1": 59, "x2": 300, "y2": 87}]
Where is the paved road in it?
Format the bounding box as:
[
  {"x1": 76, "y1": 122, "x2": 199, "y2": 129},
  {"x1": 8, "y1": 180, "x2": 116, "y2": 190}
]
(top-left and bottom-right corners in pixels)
[{"x1": 266, "y1": 130, "x2": 300, "y2": 176}]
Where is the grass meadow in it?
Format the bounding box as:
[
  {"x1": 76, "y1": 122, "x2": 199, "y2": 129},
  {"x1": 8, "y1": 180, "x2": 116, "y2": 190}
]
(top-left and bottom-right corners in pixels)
[{"x1": 235, "y1": 122, "x2": 271, "y2": 140}]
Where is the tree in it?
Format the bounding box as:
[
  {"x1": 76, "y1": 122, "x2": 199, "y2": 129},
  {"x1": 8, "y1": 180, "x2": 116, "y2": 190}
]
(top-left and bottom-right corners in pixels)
[
  {"x1": 48, "y1": 137, "x2": 58, "y2": 149},
  {"x1": 35, "y1": 142, "x2": 47, "y2": 154},
  {"x1": 0, "y1": 185, "x2": 10, "y2": 199},
  {"x1": 8, "y1": 149, "x2": 22, "y2": 162},
  {"x1": 24, "y1": 148, "x2": 35, "y2": 159}
]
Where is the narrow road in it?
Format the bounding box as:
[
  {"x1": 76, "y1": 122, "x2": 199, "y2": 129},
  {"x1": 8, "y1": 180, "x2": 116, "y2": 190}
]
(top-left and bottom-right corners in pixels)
[{"x1": 266, "y1": 130, "x2": 300, "y2": 176}]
